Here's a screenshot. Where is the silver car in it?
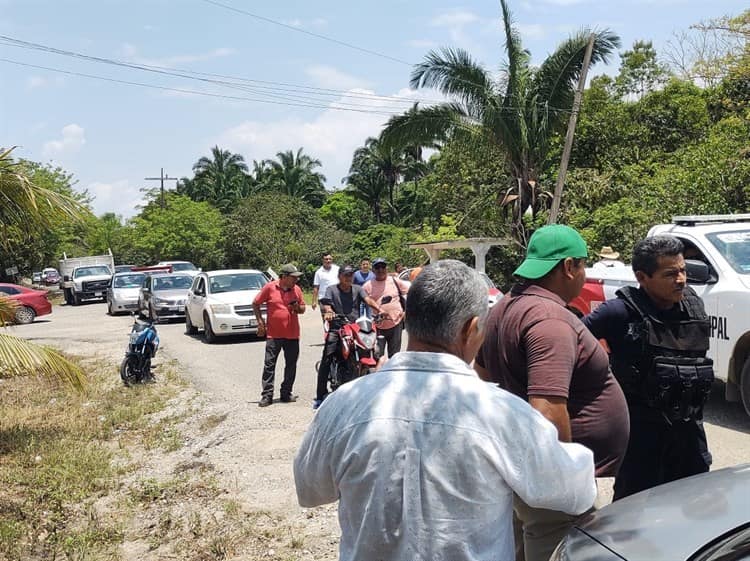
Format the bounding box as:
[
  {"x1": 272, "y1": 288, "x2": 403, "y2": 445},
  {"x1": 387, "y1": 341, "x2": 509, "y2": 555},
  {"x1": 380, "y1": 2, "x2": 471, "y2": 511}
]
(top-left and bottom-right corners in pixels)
[
  {"x1": 107, "y1": 272, "x2": 146, "y2": 315},
  {"x1": 551, "y1": 463, "x2": 750, "y2": 561},
  {"x1": 138, "y1": 273, "x2": 193, "y2": 322}
]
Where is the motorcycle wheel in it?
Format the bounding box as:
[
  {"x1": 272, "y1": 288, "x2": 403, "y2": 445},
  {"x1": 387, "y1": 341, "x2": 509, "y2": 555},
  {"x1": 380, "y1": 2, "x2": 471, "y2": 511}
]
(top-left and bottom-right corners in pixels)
[{"x1": 120, "y1": 356, "x2": 140, "y2": 386}]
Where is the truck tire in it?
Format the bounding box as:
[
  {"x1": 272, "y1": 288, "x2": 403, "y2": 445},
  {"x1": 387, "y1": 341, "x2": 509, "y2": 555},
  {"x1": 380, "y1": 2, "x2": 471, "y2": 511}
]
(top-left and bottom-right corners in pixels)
[
  {"x1": 64, "y1": 288, "x2": 74, "y2": 305},
  {"x1": 741, "y1": 359, "x2": 750, "y2": 417},
  {"x1": 73, "y1": 292, "x2": 81, "y2": 306}
]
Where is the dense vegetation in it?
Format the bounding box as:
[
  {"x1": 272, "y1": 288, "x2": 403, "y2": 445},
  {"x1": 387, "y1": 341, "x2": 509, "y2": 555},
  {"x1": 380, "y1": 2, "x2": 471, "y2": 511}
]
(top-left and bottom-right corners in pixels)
[{"x1": 1, "y1": 7, "x2": 747, "y2": 289}]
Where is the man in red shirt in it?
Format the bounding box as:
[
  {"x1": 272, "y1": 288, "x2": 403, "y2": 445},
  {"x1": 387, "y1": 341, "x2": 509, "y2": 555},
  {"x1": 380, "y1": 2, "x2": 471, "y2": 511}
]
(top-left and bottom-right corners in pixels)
[{"x1": 253, "y1": 264, "x2": 306, "y2": 407}]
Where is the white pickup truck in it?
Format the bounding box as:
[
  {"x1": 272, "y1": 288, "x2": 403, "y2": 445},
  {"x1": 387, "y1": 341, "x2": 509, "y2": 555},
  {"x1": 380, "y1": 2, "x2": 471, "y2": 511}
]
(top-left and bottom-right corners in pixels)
[
  {"x1": 59, "y1": 250, "x2": 115, "y2": 305},
  {"x1": 571, "y1": 214, "x2": 750, "y2": 417}
]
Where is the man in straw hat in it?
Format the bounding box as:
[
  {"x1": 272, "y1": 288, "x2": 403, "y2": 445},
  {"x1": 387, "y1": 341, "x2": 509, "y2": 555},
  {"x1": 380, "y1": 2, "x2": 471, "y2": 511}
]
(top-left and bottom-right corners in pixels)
[
  {"x1": 593, "y1": 245, "x2": 625, "y2": 268},
  {"x1": 474, "y1": 224, "x2": 629, "y2": 561}
]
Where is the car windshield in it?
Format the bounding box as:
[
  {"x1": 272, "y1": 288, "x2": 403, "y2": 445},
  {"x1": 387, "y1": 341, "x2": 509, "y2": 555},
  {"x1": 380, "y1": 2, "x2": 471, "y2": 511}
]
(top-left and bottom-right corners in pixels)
[
  {"x1": 209, "y1": 273, "x2": 267, "y2": 294},
  {"x1": 153, "y1": 275, "x2": 193, "y2": 291},
  {"x1": 171, "y1": 263, "x2": 197, "y2": 271},
  {"x1": 113, "y1": 273, "x2": 146, "y2": 288},
  {"x1": 74, "y1": 266, "x2": 111, "y2": 278},
  {"x1": 706, "y1": 231, "x2": 750, "y2": 273}
]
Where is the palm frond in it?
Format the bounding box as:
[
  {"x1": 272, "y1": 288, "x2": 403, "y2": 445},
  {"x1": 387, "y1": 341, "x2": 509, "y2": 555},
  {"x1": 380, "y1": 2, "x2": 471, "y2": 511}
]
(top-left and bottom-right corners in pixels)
[
  {"x1": 411, "y1": 47, "x2": 496, "y2": 111},
  {"x1": 0, "y1": 332, "x2": 86, "y2": 390},
  {"x1": 499, "y1": 0, "x2": 531, "y2": 106},
  {"x1": 381, "y1": 104, "x2": 478, "y2": 152}
]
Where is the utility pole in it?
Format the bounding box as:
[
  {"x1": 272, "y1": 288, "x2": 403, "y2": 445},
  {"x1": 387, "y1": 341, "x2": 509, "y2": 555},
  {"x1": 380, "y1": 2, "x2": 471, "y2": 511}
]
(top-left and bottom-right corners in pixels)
[
  {"x1": 145, "y1": 168, "x2": 178, "y2": 209},
  {"x1": 548, "y1": 34, "x2": 596, "y2": 225}
]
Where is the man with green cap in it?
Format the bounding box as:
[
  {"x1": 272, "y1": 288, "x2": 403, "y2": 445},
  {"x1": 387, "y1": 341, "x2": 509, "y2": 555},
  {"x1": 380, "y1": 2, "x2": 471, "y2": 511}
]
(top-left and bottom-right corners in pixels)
[{"x1": 474, "y1": 224, "x2": 629, "y2": 561}]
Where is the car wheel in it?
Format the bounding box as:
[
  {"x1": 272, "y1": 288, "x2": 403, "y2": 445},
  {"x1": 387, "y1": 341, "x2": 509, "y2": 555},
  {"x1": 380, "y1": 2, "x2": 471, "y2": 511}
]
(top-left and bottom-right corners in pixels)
[
  {"x1": 185, "y1": 310, "x2": 198, "y2": 335},
  {"x1": 73, "y1": 292, "x2": 81, "y2": 306},
  {"x1": 203, "y1": 313, "x2": 217, "y2": 344},
  {"x1": 107, "y1": 299, "x2": 114, "y2": 315},
  {"x1": 741, "y1": 359, "x2": 750, "y2": 417},
  {"x1": 14, "y1": 306, "x2": 35, "y2": 325},
  {"x1": 149, "y1": 304, "x2": 158, "y2": 323}
]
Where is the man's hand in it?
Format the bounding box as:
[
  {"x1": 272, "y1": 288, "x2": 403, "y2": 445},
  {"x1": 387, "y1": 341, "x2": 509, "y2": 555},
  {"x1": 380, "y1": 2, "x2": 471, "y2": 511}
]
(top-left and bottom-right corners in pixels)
[
  {"x1": 323, "y1": 311, "x2": 335, "y2": 321},
  {"x1": 312, "y1": 300, "x2": 317, "y2": 310},
  {"x1": 256, "y1": 323, "x2": 266, "y2": 338}
]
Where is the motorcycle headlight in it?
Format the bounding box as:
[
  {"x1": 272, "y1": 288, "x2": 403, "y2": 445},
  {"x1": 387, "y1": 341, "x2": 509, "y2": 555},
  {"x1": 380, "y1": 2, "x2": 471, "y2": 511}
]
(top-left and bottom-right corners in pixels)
[
  {"x1": 210, "y1": 303, "x2": 231, "y2": 314},
  {"x1": 129, "y1": 332, "x2": 139, "y2": 344},
  {"x1": 359, "y1": 331, "x2": 377, "y2": 349}
]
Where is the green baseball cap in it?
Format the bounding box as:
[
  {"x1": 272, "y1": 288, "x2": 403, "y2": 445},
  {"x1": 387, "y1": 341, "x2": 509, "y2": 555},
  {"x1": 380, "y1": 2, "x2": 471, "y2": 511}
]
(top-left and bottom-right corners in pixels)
[{"x1": 513, "y1": 225, "x2": 588, "y2": 279}]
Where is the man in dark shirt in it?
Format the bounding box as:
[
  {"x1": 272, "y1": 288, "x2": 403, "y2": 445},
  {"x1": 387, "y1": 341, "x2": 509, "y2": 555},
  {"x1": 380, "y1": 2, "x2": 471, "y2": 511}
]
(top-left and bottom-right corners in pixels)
[
  {"x1": 475, "y1": 224, "x2": 629, "y2": 561},
  {"x1": 314, "y1": 265, "x2": 383, "y2": 409},
  {"x1": 583, "y1": 235, "x2": 713, "y2": 500}
]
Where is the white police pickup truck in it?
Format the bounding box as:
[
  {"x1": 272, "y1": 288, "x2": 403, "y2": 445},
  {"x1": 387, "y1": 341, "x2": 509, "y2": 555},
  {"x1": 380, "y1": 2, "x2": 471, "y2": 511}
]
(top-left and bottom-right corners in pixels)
[{"x1": 572, "y1": 214, "x2": 750, "y2": 417}]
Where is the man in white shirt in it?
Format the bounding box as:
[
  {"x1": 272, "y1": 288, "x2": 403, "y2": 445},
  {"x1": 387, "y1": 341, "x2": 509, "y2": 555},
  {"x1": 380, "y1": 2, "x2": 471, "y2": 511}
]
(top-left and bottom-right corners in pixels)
[
  {"x1": 311, "y1": 252, "x2": 339, "y2": 314},
  {"x1": 294, "y1": 260, "x2": 597, "y2": 561}
]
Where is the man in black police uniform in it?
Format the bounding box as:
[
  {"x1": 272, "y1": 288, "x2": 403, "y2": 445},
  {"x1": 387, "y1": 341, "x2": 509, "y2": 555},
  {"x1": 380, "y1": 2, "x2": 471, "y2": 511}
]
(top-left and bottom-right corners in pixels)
[
  {"x1": 583, "y1": 235, "x2": 713, "y2": 500},
  {"x1": 313, "y1": 265, "x2": 384, "y2": 409}
]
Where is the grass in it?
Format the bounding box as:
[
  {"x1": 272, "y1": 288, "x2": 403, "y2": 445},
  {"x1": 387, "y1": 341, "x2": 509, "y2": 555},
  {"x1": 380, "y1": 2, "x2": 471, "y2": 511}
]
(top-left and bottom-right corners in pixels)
[{"x1": 0, "y1": 356, "x2": 181, "y2": 559}]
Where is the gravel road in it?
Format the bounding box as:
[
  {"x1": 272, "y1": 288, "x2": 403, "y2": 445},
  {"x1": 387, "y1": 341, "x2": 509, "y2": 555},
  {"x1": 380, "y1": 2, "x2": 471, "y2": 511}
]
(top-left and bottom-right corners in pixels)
[{"x1": 8, "y1": 298, "x2": 750, "y2": 554}]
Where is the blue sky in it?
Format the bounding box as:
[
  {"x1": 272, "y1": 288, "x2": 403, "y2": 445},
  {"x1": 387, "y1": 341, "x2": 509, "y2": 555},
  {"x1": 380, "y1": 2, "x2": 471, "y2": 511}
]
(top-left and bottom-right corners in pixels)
[{"x1": 1, "y1": 0, "x2": 747, "y2": 218}]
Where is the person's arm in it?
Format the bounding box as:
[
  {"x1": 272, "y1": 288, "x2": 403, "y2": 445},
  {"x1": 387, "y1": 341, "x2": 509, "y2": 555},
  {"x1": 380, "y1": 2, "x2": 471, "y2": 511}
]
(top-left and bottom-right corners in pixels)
[
  {"x1": 321, "y1": 286, "x2": 336, "y2": 320},
  {"x1": 312, "y1": 286, "x2": 319, "y2": 309},
  {"x1": 582, "y1": 299, "x2": 628, "y2": 341},
  {"x1": 253, "y1": 288, "x2": 268, "y2": 337},
  {"x1": 292, "y1": 286, "x2": 306, "y2": 315},
  {"x1": 494, "y1": 394, "x2": 596, "y2": 515},
  {"x1": 294, "y1": 408, "x2": 338, "y2": 506},
  {"x1": 524, "y1": 318, "x2": 577, "y2": 441}
]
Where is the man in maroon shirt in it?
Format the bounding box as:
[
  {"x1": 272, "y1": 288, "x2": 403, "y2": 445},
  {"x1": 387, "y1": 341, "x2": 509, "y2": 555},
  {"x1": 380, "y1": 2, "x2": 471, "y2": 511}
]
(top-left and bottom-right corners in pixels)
[
  {"x1": 253, "y1": 264, "x2": 306, "y2": 407},
  {"x1": 474, "y1": 225, "x2": 629, "y2": 561}
]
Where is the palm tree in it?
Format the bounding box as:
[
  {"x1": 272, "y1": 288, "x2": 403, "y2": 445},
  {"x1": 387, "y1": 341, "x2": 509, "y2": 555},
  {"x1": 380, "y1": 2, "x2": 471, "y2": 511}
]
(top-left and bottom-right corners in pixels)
[
  {"x1": 0, "y1": 147, "x2": 86, "y2": 389},
  {"x1": 381, "y1": 0, "x2": 620, "y2": 243},
  {"x1": 263, "y1": 148, "x2": 327, "y2": 207},
  {"x1": 355, "y1": 137, "x2": 408, "y2": 215},
  {"x1": 345, "y1": 151, "x2": 388, "y2": 223},
  {"x1": 187, "y1": 146, "x2": 251, "y2": 211}
]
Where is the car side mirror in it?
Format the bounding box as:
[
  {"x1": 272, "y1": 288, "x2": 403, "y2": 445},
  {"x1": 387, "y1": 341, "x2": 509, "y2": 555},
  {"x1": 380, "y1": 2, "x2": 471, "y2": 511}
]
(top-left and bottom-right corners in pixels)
[{"x1": 686, "y1": 259, "x2": 716, "y2": 285}]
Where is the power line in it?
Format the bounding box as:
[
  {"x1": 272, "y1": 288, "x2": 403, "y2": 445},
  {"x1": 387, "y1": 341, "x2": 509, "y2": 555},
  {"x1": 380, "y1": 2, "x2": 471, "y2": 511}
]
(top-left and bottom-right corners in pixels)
[
  {"x1": 0, "y1": 58, "x2": 401, "y2": 116},
  {"x1": 198, "y1": 0, "x2": 413, "y2": 67}
]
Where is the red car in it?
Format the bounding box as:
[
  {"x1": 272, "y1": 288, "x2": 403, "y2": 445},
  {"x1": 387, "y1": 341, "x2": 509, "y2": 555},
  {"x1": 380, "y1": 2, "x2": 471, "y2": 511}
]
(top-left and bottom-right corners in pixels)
[{"x1": 0, "y1": 283, "x2": 52, "y2": 324}]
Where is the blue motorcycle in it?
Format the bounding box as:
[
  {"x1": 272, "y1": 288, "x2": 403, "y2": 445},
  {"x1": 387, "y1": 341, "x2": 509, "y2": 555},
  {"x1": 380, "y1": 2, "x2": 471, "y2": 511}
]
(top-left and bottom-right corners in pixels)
[{"x1": 120, "y1": 314, "x2": 160, "y2": 385}]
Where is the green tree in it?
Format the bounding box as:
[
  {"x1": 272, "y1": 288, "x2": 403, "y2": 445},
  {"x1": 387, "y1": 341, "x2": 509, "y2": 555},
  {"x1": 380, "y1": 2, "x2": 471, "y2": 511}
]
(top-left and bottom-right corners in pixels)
[
  {"x1": 318, "y1": 190, "x2": 373, "y2": 232},
  {"x1": 615, "y1": 40, "x2": 669, "y2": 99},
  {"x1": 178, "y1": 146, "x2": 251, "y2": 212},
  {"x1": 224, "y1": 193, "x2": 349, "y2": 282},
  {"x1": 380, "y1": 0, "x2": 619, "y2": 242},
  {"x1": 346, "y1": 223, "x2": 421, "y2": 267},
  {"x1": 129, "y1": 192, "x2": 226, "y2": 268},
  {"x1": 260, "y1": 148, "x2": 327, "y2": 207},
  {"x1": 0, "y1": 148, "x2": 86, "y2": 388}
]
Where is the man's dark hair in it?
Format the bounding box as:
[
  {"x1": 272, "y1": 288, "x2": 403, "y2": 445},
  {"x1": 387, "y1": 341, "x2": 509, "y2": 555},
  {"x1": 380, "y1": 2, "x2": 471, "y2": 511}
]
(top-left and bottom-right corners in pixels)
[
  {"x1": 632, "y1": 235, "x2": 684, "y2": 276},
  {"x1": 322, "y1": 252, "x2": 332, "y2": 258}
]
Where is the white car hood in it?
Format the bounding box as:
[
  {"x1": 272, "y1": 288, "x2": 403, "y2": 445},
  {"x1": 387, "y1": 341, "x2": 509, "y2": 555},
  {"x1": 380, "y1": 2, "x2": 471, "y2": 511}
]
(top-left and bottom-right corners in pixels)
[
  {"x1": 207, "y1": 290, "x2": 262, "y2": 305},
  {"x1": 112, "y1": 287, "x2": 141, "y2": 299}
]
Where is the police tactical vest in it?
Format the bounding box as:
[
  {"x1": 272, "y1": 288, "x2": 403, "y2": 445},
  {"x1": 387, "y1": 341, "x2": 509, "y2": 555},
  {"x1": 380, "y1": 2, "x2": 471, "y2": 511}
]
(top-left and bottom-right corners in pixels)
[{"x1": 611, "y1": 285, "x2": 714, "y2": 421}]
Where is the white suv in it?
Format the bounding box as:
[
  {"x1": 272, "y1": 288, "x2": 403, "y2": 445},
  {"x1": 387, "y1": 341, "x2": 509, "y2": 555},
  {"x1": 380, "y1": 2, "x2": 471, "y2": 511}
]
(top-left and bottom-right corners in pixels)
[{"x1": 185, "y1": 269, "x2": 268, "y2": 343}]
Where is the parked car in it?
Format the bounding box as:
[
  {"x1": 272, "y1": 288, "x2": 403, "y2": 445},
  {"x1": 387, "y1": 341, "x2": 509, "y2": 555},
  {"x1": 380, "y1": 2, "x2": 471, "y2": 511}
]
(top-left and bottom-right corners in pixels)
[
  {"x1": 107, "y1": 272, "x2": 146, "y2": 315},
  {"x1": 551, "y1": 464, "x2": 750, "y2": 561},
  {"x1": 0, "y1": 283, "x2": 52, "y2": 324},
  {"x1": 114, "y1": 264, "x2": 136, "y2": 274},
  {"x1": 185, "y1": 269, "x2": 268, "y2": 343},
  {"x1": 156, "y1": 261, "x2": 200, "y2": 275},
  {"x1": 138, "y1": 273, "x2": 193, "y2": 322},
  {"x1": 32, "y1": 272, "x2": 43, "y2": 284},
  {"x1": 398, "y1": 268, "x2": 502, "y2": 307},
  {"x1": 42, "y1": 267, "x2": 60, "y2": 285}
]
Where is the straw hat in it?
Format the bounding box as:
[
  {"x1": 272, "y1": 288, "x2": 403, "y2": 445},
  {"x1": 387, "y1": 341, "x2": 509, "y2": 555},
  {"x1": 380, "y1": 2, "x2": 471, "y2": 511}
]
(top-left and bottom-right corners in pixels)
[{"x1": 598, "y1": 246, "x2": 620, "y2": 260}]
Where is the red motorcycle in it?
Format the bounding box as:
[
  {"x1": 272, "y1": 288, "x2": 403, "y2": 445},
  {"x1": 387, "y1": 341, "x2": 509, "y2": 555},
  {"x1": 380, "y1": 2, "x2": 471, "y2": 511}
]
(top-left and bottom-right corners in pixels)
[{"x1": 320, "y1": 314, "x2": 383, "y2": 391}]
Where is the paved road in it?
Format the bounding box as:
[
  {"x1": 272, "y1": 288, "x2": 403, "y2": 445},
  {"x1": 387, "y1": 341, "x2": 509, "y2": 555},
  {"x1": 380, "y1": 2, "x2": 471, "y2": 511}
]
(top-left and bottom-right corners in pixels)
[{"x1": 9, "y1": 300, "x2": 750, "y2": 470}]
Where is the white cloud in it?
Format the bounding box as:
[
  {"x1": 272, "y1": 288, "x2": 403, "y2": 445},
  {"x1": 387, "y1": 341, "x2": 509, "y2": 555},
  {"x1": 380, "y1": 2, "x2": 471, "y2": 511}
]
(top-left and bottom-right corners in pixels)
[
  {"x1": 215, "y1": 88, "x2": 423, "y2": 188},
  {"x1": 42, "y1": 124, "x2": 86, "y2": 158},
  {"x1": 118, "y1": 43, "x2": 235, "y2": 67},
  {"x1": 86, "y1": 179, "x2": 145, "y2": 218},
  {"x1": 407, "y1": 39, "x2": 438, "y2": 49},
  {"x1": 517, "y1": 23, "x2": 547, "y2": 40},
  {"x1": 26, "y1": 75, "x2": 64, "y2": 90},
  {"x1": 431, "y1": 10, "x2": 480, "y2": 28},
  {"x1": 305, "y1": 65, "x2": 371, "y2": 91}
]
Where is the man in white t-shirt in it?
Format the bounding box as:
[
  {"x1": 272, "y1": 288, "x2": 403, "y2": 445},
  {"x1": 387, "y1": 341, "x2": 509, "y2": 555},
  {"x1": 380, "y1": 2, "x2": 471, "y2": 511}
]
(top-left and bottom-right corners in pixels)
[
  {"x1": 311, "y1": 252, "x2": 339, "y2": 315},
  {"x1": 294, "y1": 260, "x2": 596, "y2": 561}
]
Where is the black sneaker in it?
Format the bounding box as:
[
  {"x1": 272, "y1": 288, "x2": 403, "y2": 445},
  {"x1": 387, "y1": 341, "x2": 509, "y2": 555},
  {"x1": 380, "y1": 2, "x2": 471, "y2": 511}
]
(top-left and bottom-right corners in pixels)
[
  {"x1": 258, "y1": 396, "x2": 273, "y2": 407},
  {"x1": 280, "y1": 395, "x2": 298, "y2": 403}
]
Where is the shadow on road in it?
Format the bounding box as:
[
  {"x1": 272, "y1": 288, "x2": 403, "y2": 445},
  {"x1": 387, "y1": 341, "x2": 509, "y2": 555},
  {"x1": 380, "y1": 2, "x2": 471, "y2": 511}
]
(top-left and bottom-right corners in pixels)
[{"x1": 703, "y1": 380, "x2": 750, "y2": 435}]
